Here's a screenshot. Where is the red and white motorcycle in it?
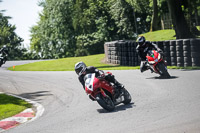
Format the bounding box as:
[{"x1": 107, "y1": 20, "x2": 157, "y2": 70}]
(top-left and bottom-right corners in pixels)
[
  {"x1": 84, "y1": 71, "x2": 131, "y2": 111},
  {"x1": 146, "y1": 50, "x2": 170, "y2": 78}
]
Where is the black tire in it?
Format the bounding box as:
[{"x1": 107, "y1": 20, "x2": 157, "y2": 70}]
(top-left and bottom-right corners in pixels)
[
  {"x1": 170, "y1": 52, "x2": 176, "y2": 57},
  {"x1": 156, "y1": 62, "x2": 170, "y2": 78},
  {"x1": 183, "y1": 45, "x2": 190, "y2": 51},
  {"x1": 177, "y1": 57, "x2": 184, "y2": 63},
  {"x1": 123, "y1": 89, "x2": 131, "y2": 104},
  {"x1": 171, "y1": 57, "x2": 177, "y2": 62},
  {"x1": 191, "y1": 52, "x2": 200, "y2": 58},
  {"x1": 184, "y1": 57, "x2": 191, "y2": 63},
  {"x1": 176, "y1": 51, "x2": 183, "y2": 57},
  {"x1": 96, "y1": 93, "x2": 115, "y2": 112},
  {"x1": 170, "y1": 46, "x2": 176, "y2": 51},
  {"x1": 176, "y1": 46, "x2": 183, "y2": 51},
  {"x1": 171, "y1": 62, "x2": 177, "y2": 66},
  {"x1": 183, "y1": 51, "x2": 191, "y2": 57}
]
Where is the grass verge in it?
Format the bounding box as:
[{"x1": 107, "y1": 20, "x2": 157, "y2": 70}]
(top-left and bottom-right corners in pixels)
[
  {"x1": 140, "y1": 29, "x2": 176, "y2": 41},
  {"x1": 8, "y1": 54, "x2": 200, "y2": 71},
  {"x1": 0, "y1": 94, "x2": 32, "y2": 120},
  {"x1": 8, "y1": 54, "x2": 140, "y2": 71}
]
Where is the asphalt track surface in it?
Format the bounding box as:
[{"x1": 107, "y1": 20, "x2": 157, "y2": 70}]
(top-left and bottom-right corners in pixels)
[{"x1": 0, "y1": 61, "x2": 200, "y2": 133}]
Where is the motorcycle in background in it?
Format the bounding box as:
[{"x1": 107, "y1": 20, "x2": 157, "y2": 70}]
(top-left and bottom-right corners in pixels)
[
  {"x1": 84, "y1": 71, "x2": 132, "y2": 111},
  {"x1": 146, "y1": 50, "x2": 170, "y2": 78},
  {"x1": 0, "y1": 53, "x2": 5, "y2": 67}
]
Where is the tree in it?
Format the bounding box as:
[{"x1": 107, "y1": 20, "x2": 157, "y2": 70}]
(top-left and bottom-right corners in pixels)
[
  {"x1": 125, "y1": 0, "x2": 152, "y2": 34},
  {"x1": 31, "y1": 0, "x2": 137, "y2": 58},
  {"x1": 150, "y1": 0, "x2": 160, "y2": 31},
  {"x1": 0, "y1": 8, "x2": 24, "y2": 60},
  {"x1": 167, "y1": 0, "x2": 194, "y2": 39},
  {"x1": 30, "y1": 0, "x2": 76, "y2": 58}
]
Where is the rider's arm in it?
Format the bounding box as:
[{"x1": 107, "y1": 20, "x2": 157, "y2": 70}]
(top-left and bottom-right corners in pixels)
[
  {"x1": 150, "y1": 42, "x2": 163, "y2": 53},
  {"x1": 136, "y1": 45, "x2": 146, "y2": 61},
  {"x1": 87, "y1": 66, "x2": 100, "y2": 77},
  {"x1": 78, "y1": 75, "x2": 85, "y2": 90}
]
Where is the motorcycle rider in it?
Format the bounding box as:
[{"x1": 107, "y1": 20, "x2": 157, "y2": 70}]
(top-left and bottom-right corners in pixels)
[
  {"x1": 136, "y1": 36, "x2": 163, "y2": 73},
  {"x1": 75, "y1": 61, "x2": 124, "y2": 100},
  {"x1": 0, "y1": 45, "x2": 9, "y2": 64}
]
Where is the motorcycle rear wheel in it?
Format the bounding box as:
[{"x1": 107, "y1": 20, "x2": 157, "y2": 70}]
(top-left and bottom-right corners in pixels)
[{"x1": 96, "y1": 93, "x2": 115, "y2": 112}]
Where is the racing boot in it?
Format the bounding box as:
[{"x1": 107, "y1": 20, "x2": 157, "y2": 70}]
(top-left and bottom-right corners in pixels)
[
  {"x1": 114, "y1": 80, "x2": 124, "y2": 99},
  {"x1": 146, "y1": 62, "x2": 154, "y2": 73}
]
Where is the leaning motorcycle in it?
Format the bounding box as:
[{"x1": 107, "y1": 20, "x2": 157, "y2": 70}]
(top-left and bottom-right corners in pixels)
[
  {"x1": 84, "y1": 71, "x2": 131, "y2": 111},
  {"x1": 0, "y1": 53, "x2": 4, "y2": 67},
  {"x1": 146, "y1": 50, "x2": 170, "y2": 78}
]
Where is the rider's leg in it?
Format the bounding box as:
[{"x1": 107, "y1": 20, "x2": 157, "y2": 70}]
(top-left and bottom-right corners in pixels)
[
  {"x1": 140, "y1": 61, "x2": 148, "y2": 73},
  {"x1": 140, "y1": 61, "x2": 154, "y2": 73},
  {"x1": 105, "y1": 74, "x2": 124, "y2": 89}
]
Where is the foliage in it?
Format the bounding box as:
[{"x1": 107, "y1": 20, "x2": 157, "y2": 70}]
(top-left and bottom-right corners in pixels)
[
  {"x1": 0, "y1": 10, "x2": 25, "y2": 60},
  {"x1": 2, "y1": 0, "x2": 200, "y2": 59},
  {"x1": 30, "y1": 0, "x2": 138, "y2": 58}
]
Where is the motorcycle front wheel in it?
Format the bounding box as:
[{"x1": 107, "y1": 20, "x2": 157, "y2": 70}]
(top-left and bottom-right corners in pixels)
[
  {"x1": 157, "y1": 62, "x2": 170, "y2": 78},
  {"x1": 96, "y1": 93, "x2": 115, "y2": 112},
  {"x1": 123, "y1": 89, "x2": 132, "y2": 104}
]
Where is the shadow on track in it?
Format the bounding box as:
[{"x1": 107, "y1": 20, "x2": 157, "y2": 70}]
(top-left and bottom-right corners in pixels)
[
  {"x1": 146, "y1": 76, "x2": 179, "y2": 80},
  {"x1": 97, "y1": 102, "x2": 135, "y2": 113},
  {"x1": 17, "y1": 91, "x2": 52, "y2": 102}
]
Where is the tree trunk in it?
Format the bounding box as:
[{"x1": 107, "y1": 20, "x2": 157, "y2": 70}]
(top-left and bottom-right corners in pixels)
[
  {"x1": 150, "y1": 0, "x2": 160, "y2": 31},
  {"x1": 167, "y1": 0, "x2": 194, "y2": 39}
]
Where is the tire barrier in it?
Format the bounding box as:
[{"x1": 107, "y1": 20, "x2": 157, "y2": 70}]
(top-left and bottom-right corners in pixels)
[
  {"x1": 176, "y1": 40, "x2": 184, "y2": 67},
  {"x1": 183, "y1": 39, "x2": 192, "y2": 67},
  {"x1": 163, "y1": 41, "x2": 171, "y2": 66},
  {"x1": 170, "y1": 40, "x2": 177, "y2": 66},
  {"x1": 190, "y1": 39, "x2": 200, "y2": 67},
  {"x1": 104, "y1": 38, "x2": 200, "y2": 67}
]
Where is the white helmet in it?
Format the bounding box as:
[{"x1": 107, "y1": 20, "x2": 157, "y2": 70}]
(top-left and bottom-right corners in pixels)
[{"x1": 75, "y1": 61, "x2": 86, "y2": 75}]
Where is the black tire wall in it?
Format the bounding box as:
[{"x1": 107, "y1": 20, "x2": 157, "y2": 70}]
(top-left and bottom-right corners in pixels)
[{"x1": 104, "y1": 39, "x2": 200, "y2": 67}]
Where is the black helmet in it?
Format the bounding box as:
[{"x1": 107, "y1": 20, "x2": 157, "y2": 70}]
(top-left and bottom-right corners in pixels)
[
  {"x1": 136, "y1": 36, "x2": 146, "y2": 46},
  {"x1": 75, "y1": 61, "x2": 86, "y2": 75}
]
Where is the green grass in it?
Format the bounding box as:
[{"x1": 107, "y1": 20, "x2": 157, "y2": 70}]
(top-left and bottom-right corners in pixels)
[
  {"x1": 0, "y1": 94, "x2": 32, "y2": 120},
  {"x1": 8, "y1": 54, "x2": 140, "y2": 71},
  {"x1": 140, "y1": 29, "x2": 176, "y2": 41},
  {"x1": 8, "y1": 54, "x2": 200, "y2": 71},
  {"x1": 197, "y1": 26, "x2": 200, "y2": 31}
]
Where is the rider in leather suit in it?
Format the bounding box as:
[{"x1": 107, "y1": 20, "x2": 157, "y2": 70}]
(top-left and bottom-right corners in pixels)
[
  {"x1": 75, "y1": 61, "x2": 123, "y2": 100},
  {"x1": 136, "y1": 36, "x2": 163, "y2": 72}
]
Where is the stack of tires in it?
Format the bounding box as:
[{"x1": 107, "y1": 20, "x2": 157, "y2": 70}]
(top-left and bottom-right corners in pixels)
[
  {"x1": 163, "y1": 41, "x2": 171, "y2": 66},
  {"x1": 176, "y1": 40, "x2": 184, "y2": 67},
  {"x1": 170, "y1": 40, "x2": 177, "y2": 66},
  {"x1": 105, "y1": 39, "x2": 200, "y2": 67},
  {"x1": 106, "y1": 41, "x2": 120, "y2": 65},
  {"x1": 190, "y1": 39, "x2": 200, "y2": 67},
  {"x1": 120, "y1": 41, "x2": 128, "y2": 66},
  {"x1": 183, "y1": 39, "x2": 192, "y2": 67},
  {"x1": 127, "y1": 41, "x2": 137, "y2": 66}
]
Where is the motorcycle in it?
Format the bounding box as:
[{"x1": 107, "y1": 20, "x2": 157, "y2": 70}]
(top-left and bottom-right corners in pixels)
[
  {"x1": 146, "y1": 50, "x2": 170, "y2": 78},
  {"x1": 84, "y1": 71, "x2": 131, "y2": 111},
  {"x1": 0, "y1": 53, "x2": 4, "y2": 67}
]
